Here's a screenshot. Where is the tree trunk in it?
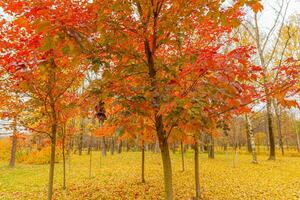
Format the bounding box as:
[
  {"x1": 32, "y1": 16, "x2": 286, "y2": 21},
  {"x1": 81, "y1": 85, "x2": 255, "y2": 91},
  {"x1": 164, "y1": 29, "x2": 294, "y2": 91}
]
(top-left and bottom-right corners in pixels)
[
  {"x1": 266, "y1": 98, "x2": 276, "y2": 160},
  {"x1": 118, "y1": 141, "x2": 122, "y2": 154},
  {"x1": 89, "y1": 133, "x2": 93, "y2": 178},
  {"x1": 208, "y1": 134, "x2": 214, "y2": 159},
  {"x1": 101, "y1": 137, "x2": 106, "y2": 156},
  {"x1": 141, "y1": 142, "x2": 145, "y2": 183},
  {"x1": 155, "y1": 139, "x2": 160, "y2": 153},
  {"x1": 9, "y1": 116, "x2": 18, "y2": 168},
  {"x1": 171, "y1": 142, "x2": 176, "y2": 154},
  {"x1": 194, "y1": 139, "x2": 200, "y2": 199},
  {"x1": 245, "y1": 125, "x2": 252, "y2": 153},
  {"x1": 126, "y1": 141, "x2": 130, "y2": 152},
  {"x1": 62, "y1": 128, "x2": 66, "y2": 190},
  {"x1": 48, "y1": 90, "x2": 57, "y2": 200},
  {"x1": 110, "y1": 137, "x2": 115, "y2": 155},
  {"x1": 246, "y1": 115, "x2": 258, "y2": 164},
  {"x1": 296, "y1": 130, "x2": 300, "y2": 153},
  {"x1": 68, "y1": 138, "x2": 72, "y2": 174},
  {"x1": 89, "y1": 144, "x2": 92, "y2": 178},
  {"x1": 273, "y1": 101, "x2": 284, "y2": 155},
  {"x1": 159, "y1": 138, "x2": 173, "y2": 200},
  {"x1": 9, "y1": 134, "x2": 17, "y2": 168},
  {"x1": 78, "y1": 133, "x2": 83, "y2": 156},
  {"x1": 180, "y1": 141, "x2": 185, "y2": 172}
]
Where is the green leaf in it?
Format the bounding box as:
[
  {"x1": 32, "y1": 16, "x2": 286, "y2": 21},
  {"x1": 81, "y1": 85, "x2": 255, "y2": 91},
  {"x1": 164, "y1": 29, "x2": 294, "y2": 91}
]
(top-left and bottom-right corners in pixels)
[{"x1": 61, "y1": 45, "x2": 70, "y2": 55}]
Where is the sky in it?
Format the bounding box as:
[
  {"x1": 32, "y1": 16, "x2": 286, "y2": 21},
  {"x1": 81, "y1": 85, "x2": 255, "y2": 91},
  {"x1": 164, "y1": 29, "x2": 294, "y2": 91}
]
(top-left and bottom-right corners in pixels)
[
  {"x1": 257, "y1": 0, "x2": 300, "y2": 28},
  {"x1": 0, "y1": 1, "x2": 300, "y2": 134}
]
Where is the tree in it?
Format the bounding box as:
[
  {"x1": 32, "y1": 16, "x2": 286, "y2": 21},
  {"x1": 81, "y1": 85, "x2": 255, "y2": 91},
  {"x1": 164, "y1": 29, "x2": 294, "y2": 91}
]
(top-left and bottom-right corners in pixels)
[
  {"x1": 242, "y1": 0, "x2": 300, "y2": 160},
  {"x1": 92, "y1": 1, "x2": 262, "y2": 199},
  {"x1": 0, "y1": 1, "x2": 94, "y2": 199},
  {"x1": 245, "y1": 114, "x2": 258, "y2": 163}
]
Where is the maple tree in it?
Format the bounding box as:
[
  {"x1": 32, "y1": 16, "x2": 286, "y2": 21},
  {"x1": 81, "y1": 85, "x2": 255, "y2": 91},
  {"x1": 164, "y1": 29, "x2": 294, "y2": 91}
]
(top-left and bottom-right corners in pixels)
[
  {"x1": 0, "y1": 1, "x2": 95, "y2": 199},
  {"x1": 2, "y1": 0, "x2": 300, "y2": 200},
  {"x1": 88, "y1": 0, "x2": 264, "y2": 199}
]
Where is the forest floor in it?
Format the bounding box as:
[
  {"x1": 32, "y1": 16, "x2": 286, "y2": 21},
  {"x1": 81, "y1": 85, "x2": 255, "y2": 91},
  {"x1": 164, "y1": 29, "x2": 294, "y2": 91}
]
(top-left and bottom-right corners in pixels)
[{"x1": 0, "y1": 150, "x2": 300, "y2": 200}]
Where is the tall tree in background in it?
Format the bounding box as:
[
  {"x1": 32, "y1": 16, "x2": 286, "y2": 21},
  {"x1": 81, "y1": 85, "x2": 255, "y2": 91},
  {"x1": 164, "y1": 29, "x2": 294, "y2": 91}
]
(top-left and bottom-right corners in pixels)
[{"x1": 242, "y1": 0, "x2": 300, "y2": 160}]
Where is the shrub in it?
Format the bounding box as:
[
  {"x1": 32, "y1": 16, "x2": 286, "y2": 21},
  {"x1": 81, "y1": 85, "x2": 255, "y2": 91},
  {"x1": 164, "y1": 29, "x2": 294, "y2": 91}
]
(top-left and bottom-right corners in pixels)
[{"x1": 18, "y1": 146, "x2": 62, "y2": 165}]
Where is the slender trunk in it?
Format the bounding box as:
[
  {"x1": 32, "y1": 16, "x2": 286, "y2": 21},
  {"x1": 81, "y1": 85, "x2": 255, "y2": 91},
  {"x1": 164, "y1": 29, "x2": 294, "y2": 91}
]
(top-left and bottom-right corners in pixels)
[
  {"x1": 245, "y1": 123, "x2": 252, "y2": 153},
  {"x1": 62, "y1": 129, "x2": 66, "y2": 190},
  {"x1": 172, "y1": 142, "x2": 176, "y2": 154},
  {"x1": 155, "y1": 139, "x2": 160, "y2": 153},
  {"x1": 208, "y1": 134, "x2": 214, "y2": 159},
  {"x1": 9, "y1": 116, "x2": 18, "y2": 168},
  {"x1": 79, "y1": 118, "x2": 84, "y2": 156},
  {"x1": 143, "y1": 14, "x2": 173, "y2": 198},
  {"x1": 118, "y1": 141, "x2": 122, "y2": 154},
  {"x1": 68, "y1": 138, "x2": 72, "y2": 175},
  {"x1": 159, "y1": 138, "x2": 173, "y2": 200},
  {"x1": 9, "y1": 134, "x2": 17, "y2": 168},
  {"x1": 285, "y1": 121, "x2": 289, "y2": 149},
  {"x1": 48, "y1": 132, "x2": 56, "y2": 200},
  {"x1": 194, "y1": 138, "x2": 200, "y2": 199},
  {"x1": 254, "y1": 13, "x2": 275, "y2": 159},
  {"x1": 266, "y1": 98, "x2": 276, "y2": 160},
  {"x1": 225, "y1": 138, "x2": 229, "y2": 161},
  {"x1": 87, "y1": 137, "x2": 91, "y2": 155},
  {"x1": 246, "y1": 115, "x2": 258, "y2": 164},
  {"x1": 273, "y1": 101, "x2": 284, "y2": 155},
  {"x1": 48, "y1": 90, "x2": 57, "y2": 200},
  {"x1": 180, "y1": 141, "x2": 185, "y2": 172},
  {"x1": 89, "y1": 145, "x2": 92, "y2": 178},
  {"x1": 78, "y1": 132, "x2": 83, "y2": 155},
  {"x1": 110, "y1": 137, "x2": 115, "y2": 155},
  {"x1": 89, "y1": 132, "x2": 93, "y2": 178},
  {"x1": 295, "y1": 122, "x2": 300, "y2": 152},
  {"x1": 126, "y1": 141, "x2": 130, "y2": 152},
  {"x1": 101, "y1": 137, "x2": 106, "y2": 156},
  {"x1": 233, "y1": 144, "x2": 239, "y2": 167},
  {"x1": 296, "y1": 130, "x2": 300, "y2": 153},
  {"x1": 141, "y1": 142, "x2": 145, "y2": 183}
]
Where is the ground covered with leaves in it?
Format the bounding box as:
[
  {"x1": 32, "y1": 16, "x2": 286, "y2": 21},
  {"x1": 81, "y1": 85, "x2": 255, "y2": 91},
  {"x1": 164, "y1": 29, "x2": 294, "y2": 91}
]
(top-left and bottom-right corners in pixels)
[{"x1": 0, "y1": 151, "x2": 300, "y2": 200}]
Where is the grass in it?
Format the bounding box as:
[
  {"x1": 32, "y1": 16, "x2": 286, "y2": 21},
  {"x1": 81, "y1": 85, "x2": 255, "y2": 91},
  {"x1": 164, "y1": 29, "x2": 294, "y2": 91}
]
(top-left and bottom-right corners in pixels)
[{"x1": 0, "y1": 150, "x2": 300, "y2": 199}]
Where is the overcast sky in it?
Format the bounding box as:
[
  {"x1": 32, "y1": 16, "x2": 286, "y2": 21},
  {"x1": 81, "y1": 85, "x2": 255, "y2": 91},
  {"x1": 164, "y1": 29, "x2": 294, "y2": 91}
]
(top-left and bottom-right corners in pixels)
[{"x1": 257, "y1": 0, "x2": 300, "y2": 28}]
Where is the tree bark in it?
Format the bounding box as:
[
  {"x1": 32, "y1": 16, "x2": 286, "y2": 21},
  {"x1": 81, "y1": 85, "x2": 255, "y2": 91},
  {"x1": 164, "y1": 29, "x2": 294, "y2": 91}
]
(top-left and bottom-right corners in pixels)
[
  {"x1": 101, "y1": 136, "x2": 107, "y2": 156},
  {"x1": 141, "y1": 142, "x2": 145, "y2": 183},
  {"x1": 155, "y1": 139, "x2": 160, "y2": 153},
  {"x1": 110, "y1": 137, "x2": 115, "y2": 155},
  {"x1": 171, "y1": 142, "x2": 176, "y2": 154},
  {"x1": 62, "y1": 126, "x2": 66, "y2": 190},
  {"x1": 89, "y1": 132, "x2": 93, "y2": 178},
  {"x1": 266, "y1": 99, "x2": 276, "y2": 160},
  {"x1": 118, "y1": 141, "x2": 122, "y2": 154},
  {"x1": 194, "y1": 139, "x2": 200, "y2": 199},
  {"x1": 273, "y1": 101, "x2": 284, "y2": 155},
  {"x1": 180, "y1": 141, "x2": 185, "y2": 172},
  {"x1": 78, "y1": 118, "x2": 84, "y2": 155},
  {"x1": 245, "y1": 125, "x2": 252, "y2": 153},
  {"x1": 9, "y1": 116, "x2": 17, "y2": 168},
  {"x1": 245, "y1": 115, "x2": 258, "y2": 164},
  {"x1": 9, "y1": 134, "x2": 17, "y2": 168},
  {"x1": 159, "y1": 137, "x2": 173, "y2": 200},
  {"x1": 48, "y1": 102, "x2": 57, "y2": 200},
  {"x1": 141, "y1": 7, "x2": 173, "y2": 198},
  {"x1": 208, "y1": 134, "x2": 214, "y2": 159},
  {"x1": 296, "y1": 128, "x2": 300, "y2": 153},
  {"x1": 126, "y1": 141, "x2": 130, "y2": 152}
]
